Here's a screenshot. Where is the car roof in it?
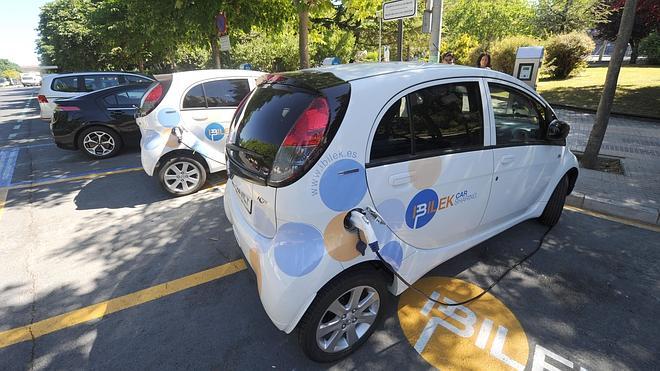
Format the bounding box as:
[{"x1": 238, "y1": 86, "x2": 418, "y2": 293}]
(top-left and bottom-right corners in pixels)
[{"x1": 168, "y1": 69, "x2": 265, "y2": 81}]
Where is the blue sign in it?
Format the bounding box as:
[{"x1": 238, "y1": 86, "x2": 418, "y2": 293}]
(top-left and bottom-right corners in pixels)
[
  {"x1": 405, "y1": 189, "x2": 439, "y2": 229},
  {"x1": 205, "y1": 123, "x2": 225, "y2": 141}
]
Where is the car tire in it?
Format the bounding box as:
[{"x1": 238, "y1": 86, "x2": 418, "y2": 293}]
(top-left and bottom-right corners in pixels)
[
  {"x1": 77, "y1": 126, "x2": 123, "y2": 159},
  {"x1": 157, "y1": 156, "x2": 207, "y2": 196},
  {"x1": 539, "y1": 175, "x2": 569, "y2": 226},
  {"x1": 298, "y1": 268, "x2": 389, "y2": 363}
]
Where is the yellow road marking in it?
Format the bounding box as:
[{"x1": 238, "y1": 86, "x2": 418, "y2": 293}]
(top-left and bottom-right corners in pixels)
[
  {"x1": 1, "y1": 167, "x2": 143, "y2": 191},
  {"x1": 564, "y1": 205, "x2": 660, "y2": 233},
  {"x1": 0, "y1": 259, "x2": 246, "y2": 349}
]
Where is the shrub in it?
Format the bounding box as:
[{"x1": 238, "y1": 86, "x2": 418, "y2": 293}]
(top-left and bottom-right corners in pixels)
[
  {"x1": 489, "y1": 36, "x2": 540, "y2": 74},
  {"x1": 440, "y1": 34, "x2": 480, "y2": 65},
  {"x1": 544, "y1": 32, "x2": 594, "y2": 79},
  {"x1": 639, "y1": 32, "x2": 660, "y2": 65}
]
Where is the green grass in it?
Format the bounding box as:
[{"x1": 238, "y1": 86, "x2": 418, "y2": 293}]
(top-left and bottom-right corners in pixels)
[{"x1": 537, "y1": 65, "x2": 660, "y2": 119}]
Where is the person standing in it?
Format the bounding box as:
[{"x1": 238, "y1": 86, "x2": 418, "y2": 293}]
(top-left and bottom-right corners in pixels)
[{"x1": 476, "y1": 52, "x2": 491, "y2": 69}]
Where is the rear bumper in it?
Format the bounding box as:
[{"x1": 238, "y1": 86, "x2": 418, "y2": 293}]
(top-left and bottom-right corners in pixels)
[
  {"x1": 50, "y1": 120, "x2": 78, "y2": 150},
  {"x1": 224, "y1": 179, "x2": 343, "y2": 333}
]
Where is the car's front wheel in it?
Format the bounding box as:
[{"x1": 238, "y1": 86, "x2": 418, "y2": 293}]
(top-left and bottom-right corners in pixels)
[
  {"x1": 158, "y1": 156, "x2": 207, "y2": 196},
  {"x1": 539, "y1": 175, "x2": 569, "y2": 226},
  {"x1": 78, "y1": 127, "x2": 122, "y2": 159},
  {"x1": 298, "y1": 268, "x2": 388, "y2": 362}
]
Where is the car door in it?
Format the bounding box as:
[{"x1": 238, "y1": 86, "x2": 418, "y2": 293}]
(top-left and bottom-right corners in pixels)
[
  {"x1": 366, "y1": 79, "x2": 494, "y2": 249},
  {"x1": 480, "y1": 81, "x2": 562, "y2": 227},
  {"x1": 179, "y1": 78, "x2": 252, "y2": 171}
]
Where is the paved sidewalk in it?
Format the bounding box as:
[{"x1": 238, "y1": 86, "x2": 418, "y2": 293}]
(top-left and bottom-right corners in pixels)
[{"x1": 556, "y1": 108, "x2": 660, "y2": 225}]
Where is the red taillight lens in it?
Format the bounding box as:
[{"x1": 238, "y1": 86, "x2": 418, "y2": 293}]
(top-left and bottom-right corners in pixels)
[
  {"x1": 58, "y1": 105, "x2": 80, "y2": 111},
  {"x1": 282, "y1": 97, "x2": 329, "y2": 147},
  {"x1": 37, "y1": 94, "x2": 48, "y2": 103},
  {"x1": 269, "y1": 97, "x2": 330, "y2": 185},
  {"x1": 140, "y1": 83, "x2": 164, "y2": 115}
]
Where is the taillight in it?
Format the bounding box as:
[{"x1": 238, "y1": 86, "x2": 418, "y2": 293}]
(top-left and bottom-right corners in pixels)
[
  {"x1": 37, "y1": 94, "x2": 48, "y2": 103},
  {"x1": 269, "y1": 97, "x2": 330, "y2": 185},
  {"x1": 58, "y1": 105, "x2": 80, "y2": 111},
  {"x1": 140, "y1": 83, "x2": 164, "y2": 115}
]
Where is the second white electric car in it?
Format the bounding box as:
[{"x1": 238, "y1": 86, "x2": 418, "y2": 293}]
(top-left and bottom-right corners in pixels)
[
  {"x1": 136, "y1": 69, "x2": 264, "y2": 196},
  {"x1": 223, "y1": 63, "x2": 577, "y2": 361}
]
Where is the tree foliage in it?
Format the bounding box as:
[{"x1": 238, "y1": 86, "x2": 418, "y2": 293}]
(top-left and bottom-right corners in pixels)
[
  {"x1": 0, "y1": 59, "x2": 21, "y2": 73},
  {"x1": 534, "y1": 0, "x2": 610, "y2": 36},
  {"x1": 544, "y1": 31, "x2": 595, "y2": 78}
]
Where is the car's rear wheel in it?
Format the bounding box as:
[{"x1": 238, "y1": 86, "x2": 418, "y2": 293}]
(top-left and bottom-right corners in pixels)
[
  {"x1": 539, "y1": 175, "x2": 569, "y2": 226},
  {"x1": 298, "y1": 268, "x2": 388, "y2": 362},
  {"x1": 158, "y1": 156, "x2": 207, "y2": 196},
  {"x1": 78, "y1": 127, "x2": 122, "y2": 159}
]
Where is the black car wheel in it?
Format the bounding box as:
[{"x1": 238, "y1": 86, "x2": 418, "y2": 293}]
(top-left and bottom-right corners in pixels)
[
  {"x1": 158, "y1": 156, "x2": 207, "y2": 196},
  {"x1": 539, "y1": 175, "x2": 569, "y2": 226},
  {"x1": 298, "y1": 268, "x2": 388, "y2": 362},
  {"x1": 78, "y1": 127, "x2": 122, "y2": 159}
]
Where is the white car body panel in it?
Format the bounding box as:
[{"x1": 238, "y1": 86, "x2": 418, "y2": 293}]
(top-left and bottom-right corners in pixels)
[
  {"x1": 136, "y1": 69, "x2": 265, "y2": 177},
  {"x1": 223, "y1": 63, "x2": 579, "y2": 333}
]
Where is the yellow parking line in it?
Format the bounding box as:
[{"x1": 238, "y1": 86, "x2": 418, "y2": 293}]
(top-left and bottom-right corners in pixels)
[
  {"x1": 564, "y1": 205, "x2": 660, "y2": 233},
  {"x1": 2, "y1": 167, "x2": 143, "y2": 191},
  {"x1": 0, "y1": 259, "x2": 246, "y2": 349}
]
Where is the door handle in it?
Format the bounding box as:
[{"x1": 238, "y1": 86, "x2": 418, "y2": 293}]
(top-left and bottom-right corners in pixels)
[
  {"x1": 192, "y1": 115, "x2": 208, "y2": 121},
  {"x1": 500, "y1": 155, "x2": 515, "y2": 164},
  {"x1": 389, "y1": 173, "x2": 412, "y2": 186}
]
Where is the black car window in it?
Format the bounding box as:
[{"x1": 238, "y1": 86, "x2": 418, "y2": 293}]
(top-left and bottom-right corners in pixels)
[
  {"x1": 370, "y1": 97, "x2": 412, "y2": 161},
  {"x1": 103, "y1": 94, "x2": 118, "y2": 106},
  {"x1": 52, "y1": 76, "x2": 79, "y2": 92},
  {"x1": 489, "y1": 83, "x2": 545, "y2": 145},
  {"x1": 84, "y1": 75, "x2": 120, "y2": 92},
  {"x1": 410, "y1": 82, "x2": 484, "y2": 154},
  {"x1": 203, "y1": 79, "x2": 251, "y2": 108},
  {"x1": 183, "y1": 83, "x2": 206, "y2": 109},
  {"x1": 125, "y1": 75, "x2": 152, "y2": 84},
  {"x1": 103, "y1": 87, "x2": 147, "y2": 108}
]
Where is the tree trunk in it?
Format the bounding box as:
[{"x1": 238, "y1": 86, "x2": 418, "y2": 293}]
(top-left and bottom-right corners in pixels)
[
  {"x1": 582, "y1": 0, "x2": 638, "y2": 169},
  {"x1": 298, "y1": 5, "x2": 310, "y2": 69},
  {"x1": 210, "y1": 35, "x2": 221, "y2": 69},
  {"x1": 629, "y1": 40, "x2": 639, "y2": 64}
]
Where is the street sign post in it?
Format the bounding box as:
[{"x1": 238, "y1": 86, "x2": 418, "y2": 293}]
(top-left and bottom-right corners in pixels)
[{"x1": 382, "y1": 0, "x2": 417, "y2": 21}]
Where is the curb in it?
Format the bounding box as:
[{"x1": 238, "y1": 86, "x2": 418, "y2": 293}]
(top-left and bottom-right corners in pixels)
[
  {"x1": 566, "y1": 191, "x2": 660, "y2": 226},
  {"x1": 551, "y1": 104, "x2": 660, "y2": 124}
]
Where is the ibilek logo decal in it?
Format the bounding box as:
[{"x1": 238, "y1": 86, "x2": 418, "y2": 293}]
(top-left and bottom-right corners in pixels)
[{"x1": 406, "y1": 188, "x2": 478, "y2": 229}]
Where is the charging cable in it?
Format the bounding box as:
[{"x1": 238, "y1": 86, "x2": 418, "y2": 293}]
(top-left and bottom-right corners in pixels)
[{"x1": 346, "y1": 207, "x2": 553, "y2": 307}]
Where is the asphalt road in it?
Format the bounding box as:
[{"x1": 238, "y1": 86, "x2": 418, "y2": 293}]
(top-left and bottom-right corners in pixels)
[{"x1": 0, "y1": 86, "x2": 658, "y2": 370}]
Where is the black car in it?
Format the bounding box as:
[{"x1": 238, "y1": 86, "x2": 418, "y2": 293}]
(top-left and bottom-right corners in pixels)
[{"x1": 51, "y1": 83, "x2": 152, "y2": 159}]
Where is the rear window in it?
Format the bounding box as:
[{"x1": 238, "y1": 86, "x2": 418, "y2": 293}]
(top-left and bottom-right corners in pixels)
[
  {"x1": 230, "y1": 86, "x2": 315, "y2": 177},
  {"x1": 125, "y1": 75, "x2": 152, "y2": 84},
  {"x1": 52, "y1": 76, "x2": 79, "y2": 92}
]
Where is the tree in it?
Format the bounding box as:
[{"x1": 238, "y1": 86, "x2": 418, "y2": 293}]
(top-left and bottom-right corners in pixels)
[
  {"x1": 594, "y1": 0, "x2": 660, "y2": 64},
  {"x1": 534, "y1": 0, "x2": 610, "y2": 36},
  {"x1": 0, "y1": 59, "x2": 21, "y2": 73},
  {"x1": 582, "y1": 0, "x2": 637, "y2": 169}
]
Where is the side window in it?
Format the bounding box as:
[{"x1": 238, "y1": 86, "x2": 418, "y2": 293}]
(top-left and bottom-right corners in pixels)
[
  {"x1": 410, "y1": 82, "x2": 484, "y2": 154},
  {"x1": 84, "y1": 75, "x2": 120, "y2": 92},
  {"x1": 370, "y1": 97, "x2": 412, "y2": 161},
  {"x1": 52, "y1": 77, "x2": 78, "y2": 92},
  {"x1": 125, "y1": 75, "x2": 152, "y2": 84},
  {"x1": 203, "y1": 79, "x2": 251, "y2": 107},
  {"x1": 489, "y1": 83, "x2": 545, "y2": 145},
  {"x1": 103, "y1": 94, "x2": 118, "y2": 106},
  {"x1": 183, "y1": 83, "x2": 206, "y2": 109}
]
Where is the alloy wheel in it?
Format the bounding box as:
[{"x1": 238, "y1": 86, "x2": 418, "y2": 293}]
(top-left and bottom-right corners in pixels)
[
  {"x1": 163, "y1": 161, "x2": 201, "y2": 193},
  {"x1": 316, "y1": 285, "x2": 380, "y2": 353},
  {"x1": 82, "y1": 131, "x2": 115, "y2": 157}
]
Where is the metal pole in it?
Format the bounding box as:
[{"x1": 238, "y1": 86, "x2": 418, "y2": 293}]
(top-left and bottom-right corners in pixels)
[
  {"x1": 378, "y1": 11, "x2": 382, "y2": 62},
  {"x1": 397, "y1": 19, "x2": 404, "y2": 61},
  {"x1": 428, "y1": 0, "x2": 443, "y2": 63}
]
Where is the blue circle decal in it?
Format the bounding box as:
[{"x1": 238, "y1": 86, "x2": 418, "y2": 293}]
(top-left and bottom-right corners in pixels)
[
  {"x1": 205, "y1": 123, "x2": 225, "y2": 141},
  {"x1": 380, "y1": 241, "x2": 403, "y2": 270},
  {"x1": 157, "y1": 108, "x2": 180, "y2": 128},
  {"x1": 405, "y1": 189, "x2": 439, "y2": 229},
  {"x1": 319, "y1": 159, "x2": 367, "y2": 211},
  {"x1": 273, "y1": 223, "x2": 324, "y2": 277}
]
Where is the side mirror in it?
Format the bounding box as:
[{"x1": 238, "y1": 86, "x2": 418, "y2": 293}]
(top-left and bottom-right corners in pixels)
[{"x1": 547, "y1": 119, "x2": 570, "y2": 140}]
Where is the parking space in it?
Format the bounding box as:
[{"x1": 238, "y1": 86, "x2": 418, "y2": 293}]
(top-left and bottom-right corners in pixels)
[{"x1": 0, "y1": 86, "x2": 658, "y2": 370}]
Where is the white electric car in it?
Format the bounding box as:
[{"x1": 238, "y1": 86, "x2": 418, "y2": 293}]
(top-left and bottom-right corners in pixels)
[
  {"x1": 223, "y1": 63, "x2": 577, "y2": 361},
  {"x1": 136, "y1": 69, "x2": 265, "y2": 196}
]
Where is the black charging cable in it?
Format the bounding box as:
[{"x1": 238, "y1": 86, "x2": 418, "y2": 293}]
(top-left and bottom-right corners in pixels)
[{"x1": 353, "y1": 209, "x2": 554, "y2": 307}]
